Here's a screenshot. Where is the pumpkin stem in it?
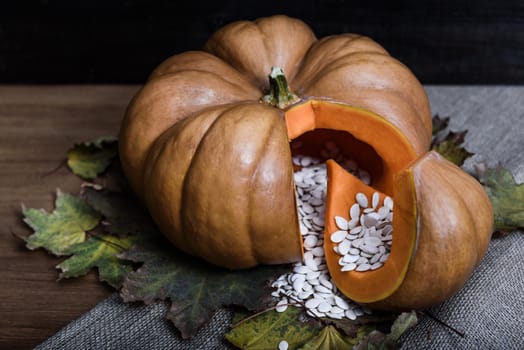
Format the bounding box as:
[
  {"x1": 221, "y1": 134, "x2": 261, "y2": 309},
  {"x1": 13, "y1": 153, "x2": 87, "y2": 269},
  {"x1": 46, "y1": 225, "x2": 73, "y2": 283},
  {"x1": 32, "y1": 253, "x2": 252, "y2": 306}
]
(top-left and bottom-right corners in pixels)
[{"x1": 261, "y1": 67, "x2": 300, "y2": 109}]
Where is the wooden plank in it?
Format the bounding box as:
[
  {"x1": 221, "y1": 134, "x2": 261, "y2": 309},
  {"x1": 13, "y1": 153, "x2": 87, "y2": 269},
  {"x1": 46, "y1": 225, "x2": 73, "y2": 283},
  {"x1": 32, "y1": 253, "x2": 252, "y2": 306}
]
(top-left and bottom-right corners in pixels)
[{"x1": 0, "y1": 86, "x2": 139, "y2": 349}]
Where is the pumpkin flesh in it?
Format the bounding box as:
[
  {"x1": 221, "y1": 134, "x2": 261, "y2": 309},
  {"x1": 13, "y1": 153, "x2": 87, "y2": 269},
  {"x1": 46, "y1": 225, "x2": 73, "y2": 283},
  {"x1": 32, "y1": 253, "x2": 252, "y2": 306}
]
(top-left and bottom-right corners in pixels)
[{"x1": 284, "y1": 99, "x2": 419, "y2": 303}]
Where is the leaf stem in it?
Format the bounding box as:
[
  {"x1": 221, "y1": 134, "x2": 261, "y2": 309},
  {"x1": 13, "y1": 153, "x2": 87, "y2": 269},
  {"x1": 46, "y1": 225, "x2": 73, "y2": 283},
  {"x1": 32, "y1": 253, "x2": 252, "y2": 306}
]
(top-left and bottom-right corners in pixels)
[
  {"x1": 87, "y1": 231, "x2": 128, "y2": 251},
  {"x1": 231, "y1": 301, "x2": 305, "y2": 328},
  {"x1": 40, "y1": 158, "x2": 67, "y2": 178},
  {"x1": 418, "y1": 311, "x2": 465, "y2": 338}
]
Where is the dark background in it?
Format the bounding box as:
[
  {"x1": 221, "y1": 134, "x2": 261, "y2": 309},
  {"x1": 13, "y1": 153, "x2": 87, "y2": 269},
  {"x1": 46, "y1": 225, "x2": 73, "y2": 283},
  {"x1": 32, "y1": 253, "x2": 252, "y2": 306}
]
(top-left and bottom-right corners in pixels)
[{"x1": 1, "y1": 0, "x2": 523, "y2": 84}]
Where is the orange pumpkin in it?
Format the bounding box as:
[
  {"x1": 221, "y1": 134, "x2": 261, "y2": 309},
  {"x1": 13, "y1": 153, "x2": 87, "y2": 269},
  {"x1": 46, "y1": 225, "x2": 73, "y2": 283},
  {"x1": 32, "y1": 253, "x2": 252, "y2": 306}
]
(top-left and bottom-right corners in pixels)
[{"x1": 119, "y1": 15, "x2": 493, "y2": 309}]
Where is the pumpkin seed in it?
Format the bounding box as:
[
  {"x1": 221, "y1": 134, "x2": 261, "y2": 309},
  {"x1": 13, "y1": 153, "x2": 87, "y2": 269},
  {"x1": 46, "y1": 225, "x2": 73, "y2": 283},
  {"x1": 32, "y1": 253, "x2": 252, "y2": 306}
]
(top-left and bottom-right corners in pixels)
[
  {"x1": 345, "y1": 308, "x2": 357, "y2": 320},
  {"x1": 317, "y1": 301, "x2": 332, "y2": 313},
  {"x1": 272, "y1": 157, "x2": 371, "y2": 322},
  {"x1": 356, "y1": 192, "x2": 368, "y2": 208},
  {"x1": 341, "y1": 263, "x2": 356, "y2": 271},
  {"x1": 335, "y1": 216, "x2": 348, "y2": 230},
  {"x1": 279, "y1": 340, "x2": 289, "y2": 350},
  {"x1": 330, "y1": 230, "x2": 347, "y2": 243},
  {"x1": 276, "y1": 298, "x2": 288, "y2": 312},
  {"x1": 372, "y1": 192, "x2": 380, "y2": 209}
]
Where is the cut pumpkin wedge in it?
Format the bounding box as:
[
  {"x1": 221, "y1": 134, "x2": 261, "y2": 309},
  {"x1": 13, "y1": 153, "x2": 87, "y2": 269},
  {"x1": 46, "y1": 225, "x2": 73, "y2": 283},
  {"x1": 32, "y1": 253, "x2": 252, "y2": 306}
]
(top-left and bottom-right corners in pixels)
[
  {"x1": 285, "y1": 99, "x2": 420, "y2": 304},
  {"x1": 324, "y1": 160, "x2": 417, "y2": 303}
]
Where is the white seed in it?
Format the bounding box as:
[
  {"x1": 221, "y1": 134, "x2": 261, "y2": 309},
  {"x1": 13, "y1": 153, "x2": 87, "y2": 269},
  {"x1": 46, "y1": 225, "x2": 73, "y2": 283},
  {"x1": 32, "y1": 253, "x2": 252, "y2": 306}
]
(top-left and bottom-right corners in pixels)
[
  {"x1": 349, "y1": 203, "x2": 361, "y2": 220},
  {"x1": 312, "y1": 247, "x2": 325, "y2": 257},
  {"x1": 356, "y1": 192, "x2": 368, "y2": 208},
  {"x1": 293, "y1": 266, "x2": 310, "y2": 274},
  {"x1": 279, "y1": 340, "x2": 289, "y2": 350},
  {"x1": 345, "y1": 309, "x2": 357, "y2": 320},
  {"x1": 305, "y1": 297, "x2": 323, "y2": 309},
  {"x1": 313, "y1": 216, "x2": 325, "y2": 226},
  {"x1": 306, "y1": 270, "x2": 321, "y2": 281},
  {"x1": 317, "y1": 301, "x2": 332, "y2": 313},
  {"x1": 334, "y1": 296, "x2": 350, "y2": 310},
  {"x1": 334, "y1": 216, "x2": 348, "y2": 230},
  {"x1": 327, "y1": 311, "x2": 344, "y2": 319},
  {"x1": 370, "y1": 253, "x2": 381, "y2": 264},
  {"x1": 300, "y1": 157, "x2": 312, "y2": 167},
  {"x1": 356, "y1": 264, "x2": 371, "y2": 272},
  {"x1": 338, "y1": 239, "x2": 351, "y2": 255},
  {"x1": 348, "y1": 218, "x2": 359, "y2": 229},
  {"x1": 384, "y1": 196, "x2": 394, "y2": 211},
  {"x1": 320, "y1": 278, "x2": 333, "y2": 289},
  {"x1": 330, "y1": 230, "x2": 347, "y2": 243},
  {"x1": 356, "y1": 257, "x2": 368, "y2": 265},
  {"x1": 330, "y1": 306, "x2": 345, "y2": 314},
  {"x1": 298, "y1": 290, "x2": 313, "y2": 299},
  {"x1": 343, "y1": 254, "x2": 360, "y2": 263},
  {"x1": 293, "y1": 279, "x2": 304, "y2": 292},
  {"x1": 378, "y1": 206, "x2": 390, "y2": 220},
  {"x1": 372, "y1": 192, "x2": 380, "y2": 209},
  {"x1": 315, "y1": 285, "x2": 331, "y2": 294},
  {"x1": 309, "y1": 197, "x2": 324, "y2": 206},
  {"x1": 349, "y1": 226, "x2": 362, "y2": 235},
  {"x1": 304, "y1": 235, "x2": 318, "y2": 249},
  {"x1": 302, "y1": 282, "x2": 313, "y2": 291},
  {"x1": 349, "y1": 248, "x2": 360, "y2": 255},
  {"x1": 370, "y1": 262, "x2": 383, "y2": 270},
  {"x1": 302, "y1": 203, "x2": 315, "y2": 214},
  {"x1": 364, "y1": 236, "x2": 382, "y2": 246},
  {"x1": 341, "y1": 263, "x2": 356, "y2": 271},
  {"x1": 276, "y1": 298, "x2": 288, "y2": 312},
  {"x1": 380, "y1": 253, "x2": 390, "y2": 263},
  {"x1": 363, "y1": 213, "x2": 380, "y2": 227}
]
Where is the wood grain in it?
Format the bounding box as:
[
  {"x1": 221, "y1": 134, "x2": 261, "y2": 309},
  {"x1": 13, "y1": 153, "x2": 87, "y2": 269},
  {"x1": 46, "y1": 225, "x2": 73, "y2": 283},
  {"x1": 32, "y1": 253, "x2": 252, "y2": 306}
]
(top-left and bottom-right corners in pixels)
[{"x1": 0, "y1": 86, "x2": 139, "y2": 349}]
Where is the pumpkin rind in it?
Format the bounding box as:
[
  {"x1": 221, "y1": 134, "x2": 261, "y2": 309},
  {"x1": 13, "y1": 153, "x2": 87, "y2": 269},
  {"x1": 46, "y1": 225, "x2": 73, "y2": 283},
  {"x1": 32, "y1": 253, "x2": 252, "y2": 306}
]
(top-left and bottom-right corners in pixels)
[
  {"x1": 367, "y1": 152, "x2": 494, "y2": 310},
  {"x1": 143, "y1": 103, "x2": 302, "y2": 269}
]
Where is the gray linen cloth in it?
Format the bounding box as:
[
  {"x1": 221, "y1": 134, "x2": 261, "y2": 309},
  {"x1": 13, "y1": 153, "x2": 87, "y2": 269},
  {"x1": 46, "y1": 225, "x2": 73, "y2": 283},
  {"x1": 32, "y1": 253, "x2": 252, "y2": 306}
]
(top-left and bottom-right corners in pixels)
[{"x1": 37, "y1": 87, "x2": 524, "y2": 350}]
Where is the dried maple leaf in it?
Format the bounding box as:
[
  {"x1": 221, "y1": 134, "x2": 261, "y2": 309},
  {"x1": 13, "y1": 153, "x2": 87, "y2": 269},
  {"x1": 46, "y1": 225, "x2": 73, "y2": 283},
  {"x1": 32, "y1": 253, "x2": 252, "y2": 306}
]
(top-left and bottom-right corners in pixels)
[
  {"x1": 67, "y1": 136, "x2": 118, "y2": 179},
  {"x1": 226, "y1": 307, "x2": 319, "y2": 349},
  {"x1": 476, "y1": 164, "x2": 524, "y2": 231},
  {"x1": 22, "y1": 190, "x2": 101, "y2": 255},
  {"x1": 120, "y1": 242, "x2": 290, "y2": 339}
]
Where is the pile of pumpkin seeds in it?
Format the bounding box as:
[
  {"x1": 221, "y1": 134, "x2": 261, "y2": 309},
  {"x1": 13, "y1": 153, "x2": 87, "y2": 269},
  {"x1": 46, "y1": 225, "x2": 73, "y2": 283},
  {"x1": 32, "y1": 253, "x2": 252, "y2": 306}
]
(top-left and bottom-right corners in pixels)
[
  {"x1": 331, "y1": 192, "x2": 394, "y2": 272},
  {"x1": 271, "y1": 142, "x2": 374, "y2": 320}
]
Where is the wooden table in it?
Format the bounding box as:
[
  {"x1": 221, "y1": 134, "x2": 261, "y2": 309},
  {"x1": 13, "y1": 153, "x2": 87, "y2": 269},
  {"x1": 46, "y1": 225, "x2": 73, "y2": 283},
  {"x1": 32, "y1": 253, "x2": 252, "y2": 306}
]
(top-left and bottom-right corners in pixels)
[{"x1": 0, "y1": 86, "x2": 139, "y2": 349}]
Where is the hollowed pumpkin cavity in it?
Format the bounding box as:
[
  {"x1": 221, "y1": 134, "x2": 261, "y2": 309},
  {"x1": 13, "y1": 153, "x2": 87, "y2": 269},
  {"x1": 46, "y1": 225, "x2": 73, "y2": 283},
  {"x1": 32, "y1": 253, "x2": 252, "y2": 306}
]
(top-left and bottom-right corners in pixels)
[{"x1": 285, "y1": 100, "x2": 419, "y2": 303}]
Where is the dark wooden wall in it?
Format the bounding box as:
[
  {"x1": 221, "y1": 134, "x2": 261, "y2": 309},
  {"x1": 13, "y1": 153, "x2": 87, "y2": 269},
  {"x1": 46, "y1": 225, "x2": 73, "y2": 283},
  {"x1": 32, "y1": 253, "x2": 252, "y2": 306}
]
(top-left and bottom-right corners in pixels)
[{"x1": 2, "y1": 0, "x2": 524, "y2": 84}]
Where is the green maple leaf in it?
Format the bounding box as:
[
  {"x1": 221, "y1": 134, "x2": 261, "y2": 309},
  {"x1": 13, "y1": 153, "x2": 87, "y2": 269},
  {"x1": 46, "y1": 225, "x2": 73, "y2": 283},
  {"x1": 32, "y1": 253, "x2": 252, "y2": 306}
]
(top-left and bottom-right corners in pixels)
[
  {"x1": 23, "y1": 190, "x2": 101, "y2": 255},
  {"x1": 431, "y1": 130, "x2": 474, "y2": 167},
  {"x1": 477, "y1": 165, "x2": 524, "y2": 231},
  {"x1": 120, "y1": 243, "x2": 289, "y2": 339},
  {"x1": 226, "y1": 307, "x2": 319, "y2": 350},
  {"x1": 67, "y1": 136, "x2": 118, "y2": 179},
  {"x1": 298, "y1": 325, "x2": 371, "y2": 350},
  {"x1": 57, "y1": 233, "x2": 135, "y2": 288},
  {"x1": 353, "y1": 311, "x2": 417, "y2": 350}
]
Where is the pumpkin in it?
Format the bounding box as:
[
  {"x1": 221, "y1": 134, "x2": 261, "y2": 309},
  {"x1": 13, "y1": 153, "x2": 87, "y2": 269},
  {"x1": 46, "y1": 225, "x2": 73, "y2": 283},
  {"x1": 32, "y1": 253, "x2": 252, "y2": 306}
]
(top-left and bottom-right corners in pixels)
[{"x1": 119, "y1": 15, "x2": 494, "y2": 310}]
